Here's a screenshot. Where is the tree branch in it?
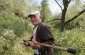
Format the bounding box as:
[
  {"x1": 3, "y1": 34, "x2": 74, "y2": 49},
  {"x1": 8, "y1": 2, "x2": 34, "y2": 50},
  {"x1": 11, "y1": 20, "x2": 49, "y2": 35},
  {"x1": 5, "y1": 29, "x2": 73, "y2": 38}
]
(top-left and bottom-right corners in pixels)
[
  {"x1": 65, "y1": 9, "x2": 85, "y2": 25},
  {"x1": 55, "y1": 0, "x2": 62, "y2": 10}
]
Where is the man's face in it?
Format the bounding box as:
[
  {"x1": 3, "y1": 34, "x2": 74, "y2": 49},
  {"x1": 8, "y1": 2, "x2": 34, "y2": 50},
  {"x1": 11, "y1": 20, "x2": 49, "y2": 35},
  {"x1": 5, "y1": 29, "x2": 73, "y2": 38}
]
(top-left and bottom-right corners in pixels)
[{"x1": 30, "y1": 14, "x2": 41, "y2": 25}]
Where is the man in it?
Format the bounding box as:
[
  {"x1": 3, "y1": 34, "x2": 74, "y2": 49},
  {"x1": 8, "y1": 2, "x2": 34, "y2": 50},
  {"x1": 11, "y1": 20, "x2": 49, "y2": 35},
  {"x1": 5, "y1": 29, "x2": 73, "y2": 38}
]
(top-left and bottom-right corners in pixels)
[{"x1": 23, "y1": 11, "x2": 55, "y2": 55}]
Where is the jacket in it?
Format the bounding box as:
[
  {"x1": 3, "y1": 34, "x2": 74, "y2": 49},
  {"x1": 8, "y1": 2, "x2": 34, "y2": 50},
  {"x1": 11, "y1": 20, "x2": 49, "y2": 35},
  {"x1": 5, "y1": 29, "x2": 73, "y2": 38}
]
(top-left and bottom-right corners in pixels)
[{"x1": 30, "y1": 23, "x2": 55, "y2": 55}]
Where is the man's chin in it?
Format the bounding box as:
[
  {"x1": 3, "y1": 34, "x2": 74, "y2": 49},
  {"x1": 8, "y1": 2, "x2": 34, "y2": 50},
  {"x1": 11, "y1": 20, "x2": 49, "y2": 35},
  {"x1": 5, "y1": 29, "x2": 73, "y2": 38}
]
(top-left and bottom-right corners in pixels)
[
  {"x1": 32, "y1": 23, "x2": 37, "y2": 26},
  {"x1": 32, "y1": 22, "x2": 38, "y2": 26}
]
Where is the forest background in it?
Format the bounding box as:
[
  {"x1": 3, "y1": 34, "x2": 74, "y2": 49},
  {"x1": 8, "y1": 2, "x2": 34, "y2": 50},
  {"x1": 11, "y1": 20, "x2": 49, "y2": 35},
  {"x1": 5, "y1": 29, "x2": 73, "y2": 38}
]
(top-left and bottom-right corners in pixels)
[{"x1": 0, "y1": 0, "x2": 85, "y2": 55}]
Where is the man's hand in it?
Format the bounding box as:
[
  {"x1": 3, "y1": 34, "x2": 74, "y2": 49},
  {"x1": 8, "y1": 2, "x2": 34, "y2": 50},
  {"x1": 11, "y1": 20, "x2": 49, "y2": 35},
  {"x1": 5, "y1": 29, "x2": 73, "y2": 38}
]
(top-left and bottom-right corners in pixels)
[
  {"x1": 30, "y1": 40, "x2": 41, "y2": 49},
  {"x1": 22, "y1": 40, "x2": 41, "y2": 49},
  {"x1": 23, "y1": 40, "x2": 29, "y2": 46}
]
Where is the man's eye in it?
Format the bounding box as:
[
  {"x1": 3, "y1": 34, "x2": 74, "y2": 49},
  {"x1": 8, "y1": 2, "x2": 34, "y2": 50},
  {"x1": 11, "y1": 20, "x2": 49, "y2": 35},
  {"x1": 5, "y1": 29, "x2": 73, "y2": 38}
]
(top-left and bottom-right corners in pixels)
[
  {"x1": 32, "y1": 16, "x2": 36, "y2": 18},
  {"x1": 33, "y1": 16, "x2": 36, "y2": 17}
]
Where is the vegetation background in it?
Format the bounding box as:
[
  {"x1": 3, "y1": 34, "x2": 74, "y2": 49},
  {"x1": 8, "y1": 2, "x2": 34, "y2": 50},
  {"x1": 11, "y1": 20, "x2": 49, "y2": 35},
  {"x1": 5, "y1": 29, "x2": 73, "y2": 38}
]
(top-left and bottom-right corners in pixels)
[{"x1": 0, "y1": 0, "x2": 85, "y2": 55}]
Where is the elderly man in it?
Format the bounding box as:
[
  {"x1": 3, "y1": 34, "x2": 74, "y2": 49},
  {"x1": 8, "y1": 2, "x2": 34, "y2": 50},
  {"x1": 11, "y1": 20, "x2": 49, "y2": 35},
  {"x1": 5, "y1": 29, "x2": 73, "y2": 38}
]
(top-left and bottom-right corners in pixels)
[{"x1": 23, "y1": 11, "x2": 55, "y2": 55}]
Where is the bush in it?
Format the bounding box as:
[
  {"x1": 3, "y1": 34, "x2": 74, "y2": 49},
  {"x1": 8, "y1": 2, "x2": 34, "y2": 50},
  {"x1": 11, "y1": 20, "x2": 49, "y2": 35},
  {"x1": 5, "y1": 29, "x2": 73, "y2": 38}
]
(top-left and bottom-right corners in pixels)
[{"x1": 52, "y1": 28, "x2": 85, "y2": 55}]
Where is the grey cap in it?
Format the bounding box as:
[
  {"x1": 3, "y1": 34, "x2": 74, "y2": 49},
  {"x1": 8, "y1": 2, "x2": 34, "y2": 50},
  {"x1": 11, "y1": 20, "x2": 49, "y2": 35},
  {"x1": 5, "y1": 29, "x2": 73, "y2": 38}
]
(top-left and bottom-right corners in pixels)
[{"x1": 28, "y1": 11, "x2": 40, "y2": 17}]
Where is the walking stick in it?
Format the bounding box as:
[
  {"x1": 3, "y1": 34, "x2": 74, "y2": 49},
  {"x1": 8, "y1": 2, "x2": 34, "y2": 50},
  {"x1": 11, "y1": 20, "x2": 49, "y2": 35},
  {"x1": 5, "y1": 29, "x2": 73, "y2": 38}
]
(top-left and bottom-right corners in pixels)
[{"x1": 32, "y1": 41, "x2": 76, "y2": 54}]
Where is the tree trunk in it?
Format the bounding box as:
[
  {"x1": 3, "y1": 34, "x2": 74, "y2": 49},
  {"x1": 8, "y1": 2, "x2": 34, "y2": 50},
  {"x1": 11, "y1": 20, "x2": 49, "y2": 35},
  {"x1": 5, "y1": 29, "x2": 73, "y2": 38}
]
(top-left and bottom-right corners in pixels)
[
  {"x1": 60, "y1": 0, "x2": 68, "y2": 31},
  {"x1": 61, "y1": 9, "x2": 67, "y2": 31}
]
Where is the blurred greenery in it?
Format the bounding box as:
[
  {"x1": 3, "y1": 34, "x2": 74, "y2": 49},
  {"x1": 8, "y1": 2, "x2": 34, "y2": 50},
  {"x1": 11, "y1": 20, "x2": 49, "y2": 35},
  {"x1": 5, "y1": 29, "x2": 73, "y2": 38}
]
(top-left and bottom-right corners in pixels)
[
  {"x1": 0, "y1": 0, "x2": 85, "y2": 55},
  {"x1": 41, "y1": 0, "x2": 52, "y2": 22}
]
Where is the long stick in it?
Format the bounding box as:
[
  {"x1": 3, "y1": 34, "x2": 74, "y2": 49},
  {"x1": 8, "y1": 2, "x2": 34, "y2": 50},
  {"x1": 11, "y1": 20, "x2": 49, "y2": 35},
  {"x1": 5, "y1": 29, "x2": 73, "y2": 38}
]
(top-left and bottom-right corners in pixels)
[{"x1": 32, "y1": 41, "x2": 76, "y2": 54}]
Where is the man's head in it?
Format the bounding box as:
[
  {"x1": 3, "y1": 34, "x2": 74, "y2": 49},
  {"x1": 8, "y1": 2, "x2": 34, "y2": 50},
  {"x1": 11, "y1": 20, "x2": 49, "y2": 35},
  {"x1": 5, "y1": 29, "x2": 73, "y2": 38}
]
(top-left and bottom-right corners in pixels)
[{"x1": 28, "y1": 11, "x2": 42, "y2": 26}]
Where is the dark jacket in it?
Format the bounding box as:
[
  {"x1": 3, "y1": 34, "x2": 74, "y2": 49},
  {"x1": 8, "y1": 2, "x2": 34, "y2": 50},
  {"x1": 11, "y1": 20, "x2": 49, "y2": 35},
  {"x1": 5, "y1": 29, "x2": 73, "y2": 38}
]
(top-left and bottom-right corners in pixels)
[{"x1": 30, "y1": 23, "x2": 55, "y2": 55}]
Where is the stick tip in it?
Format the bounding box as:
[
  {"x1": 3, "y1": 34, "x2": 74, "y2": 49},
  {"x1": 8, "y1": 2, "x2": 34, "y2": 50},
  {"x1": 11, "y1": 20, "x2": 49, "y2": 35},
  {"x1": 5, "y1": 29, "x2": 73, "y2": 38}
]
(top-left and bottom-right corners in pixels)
[{"x1": 67, "y1": 48, "x2": 76, "y2": 54}]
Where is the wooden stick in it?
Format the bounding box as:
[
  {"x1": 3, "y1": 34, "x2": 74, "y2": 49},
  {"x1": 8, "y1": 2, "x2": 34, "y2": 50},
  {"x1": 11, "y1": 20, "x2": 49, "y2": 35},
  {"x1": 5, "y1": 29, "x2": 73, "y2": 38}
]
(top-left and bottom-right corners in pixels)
[
  {"x1": 32, "y1": 41, "x2": 76, "y2": 54},
  {"x1": 32, "y1": 41, "x2": 67, "y2": 51}
]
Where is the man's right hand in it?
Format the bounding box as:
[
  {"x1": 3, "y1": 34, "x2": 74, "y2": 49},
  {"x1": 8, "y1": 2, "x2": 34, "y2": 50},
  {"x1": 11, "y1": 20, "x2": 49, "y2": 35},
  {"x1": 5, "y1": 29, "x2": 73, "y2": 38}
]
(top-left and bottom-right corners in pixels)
[
  {"x1": 22, "y1": 40, "x2": 41, "y2": 49},
  {"x1": 23, "y1": 40, "x2": 30, "y2": 46},
  {"x1": 23, "y1": 40, "x2": 34, "y2": 46}
]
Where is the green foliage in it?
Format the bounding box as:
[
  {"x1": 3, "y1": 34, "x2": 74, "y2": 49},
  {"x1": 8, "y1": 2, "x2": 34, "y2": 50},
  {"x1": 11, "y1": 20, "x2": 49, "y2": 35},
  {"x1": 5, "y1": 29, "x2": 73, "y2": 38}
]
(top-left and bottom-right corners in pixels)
[
  {"x1": 0, "y1": 0, "x2": 85, "y2": 55},
  {"x1": 52, "y1": 28, "x2": 85, "y2": 55},
  {"x1": 41, "y1": 0, "x2": 52, "y2": 22},
  {"x1": 13, "y1": 0, "x2": 29, "y2": 17},
  {"x1": 13, "y1": 18, "x2": 29, "y2": 37},
  {"x1": 0, "y1": 29, "x2": 16, "y2": 55},
  {"x1": 49, "y1": 0, "x2": 85, "y2": 55},
  {"x1": 52, "y1": 0, "x2": 85, "y2": 30},
  {"x1": 0, "y1": 0, "x2": 33, "y2": 55},
  {"x1": 65, "y1": 7, "x2": 85, "y2": 29}
]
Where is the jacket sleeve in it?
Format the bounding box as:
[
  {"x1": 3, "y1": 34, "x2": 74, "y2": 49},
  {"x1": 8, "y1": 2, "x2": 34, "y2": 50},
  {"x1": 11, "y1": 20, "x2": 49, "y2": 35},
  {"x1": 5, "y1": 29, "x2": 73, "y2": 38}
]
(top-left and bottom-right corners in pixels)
[{"x1": 41, "y1": 24, "x2": 55, "y2": 46}]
